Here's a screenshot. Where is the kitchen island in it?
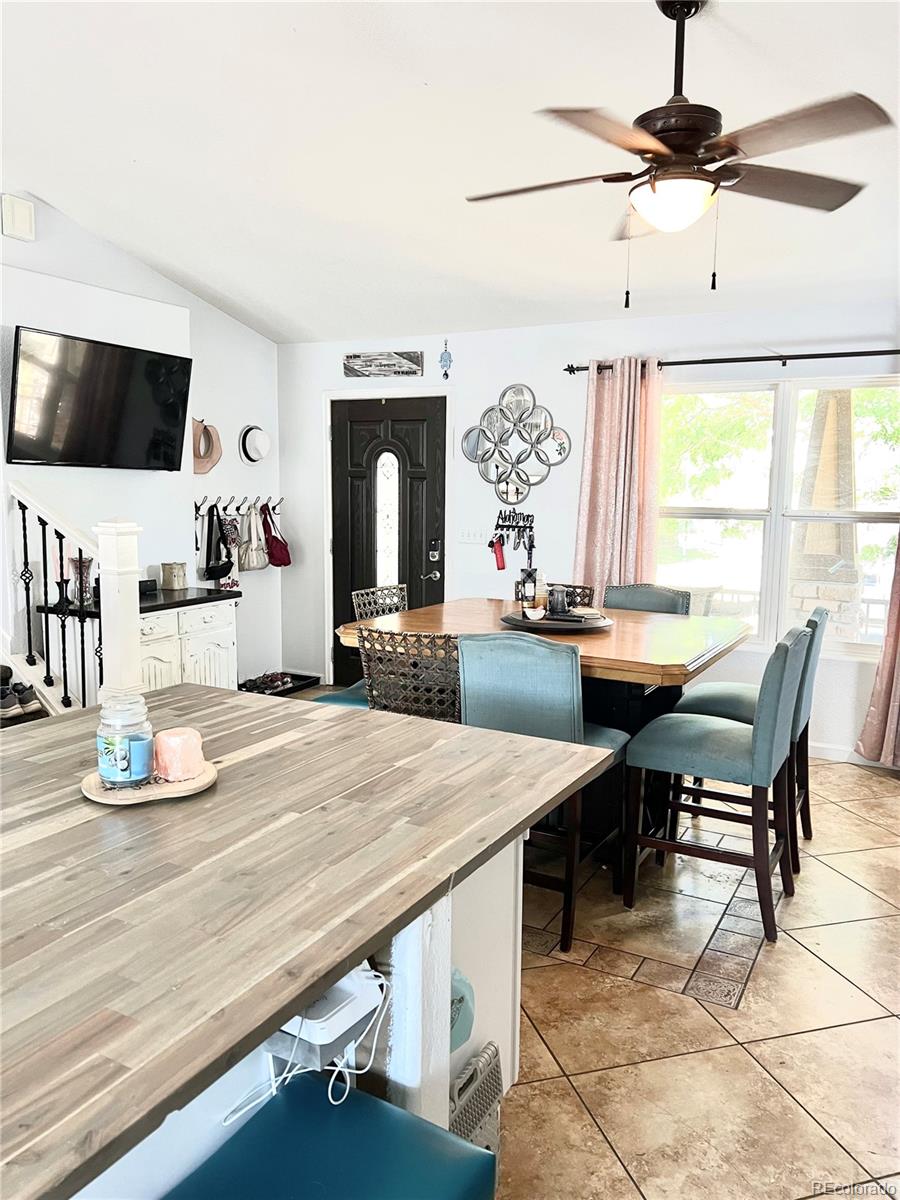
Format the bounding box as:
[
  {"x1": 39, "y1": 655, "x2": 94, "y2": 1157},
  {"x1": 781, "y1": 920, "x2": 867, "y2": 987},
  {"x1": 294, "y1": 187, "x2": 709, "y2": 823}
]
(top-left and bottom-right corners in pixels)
[{"x1": 0, "y1": 684, "x2": 614, "y2": 1200}]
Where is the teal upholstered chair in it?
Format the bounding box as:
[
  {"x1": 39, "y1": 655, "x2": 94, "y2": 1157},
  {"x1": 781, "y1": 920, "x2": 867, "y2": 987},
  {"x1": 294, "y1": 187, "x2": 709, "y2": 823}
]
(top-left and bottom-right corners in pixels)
[
  {"x1": 458, "y1": 633, "x2": 628, "y2": 952},
  {"x1": 674, "y1": 608, "x2": 828, "y2": 871},
  {"x1": 159, "y1": 1072, "x2": 495, "y2": 1200},
  {"x1": 603, "y1": 583, "x2": 691, "y2": 615},
  {"x1": 623, "y1": 626, "x2": 811, "y2": 942},
  {"x1": 315, "y1": 585, "x2": 411, "y2": 710}
]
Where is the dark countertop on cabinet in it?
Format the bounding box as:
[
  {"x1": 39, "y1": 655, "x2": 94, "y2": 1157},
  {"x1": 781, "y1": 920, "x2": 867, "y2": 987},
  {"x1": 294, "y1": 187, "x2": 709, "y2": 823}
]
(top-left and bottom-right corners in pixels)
[{"x1": 37, "y1": 587, "x2": 241, "y2": 618}]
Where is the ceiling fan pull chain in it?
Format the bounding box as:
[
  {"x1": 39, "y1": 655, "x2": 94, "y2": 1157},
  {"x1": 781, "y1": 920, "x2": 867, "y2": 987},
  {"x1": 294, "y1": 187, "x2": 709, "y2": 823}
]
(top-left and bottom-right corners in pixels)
[
  {"x1": 624, "y1": 210, "x2": 632, "y2": 309},
  {"x1": 710, "y1": 200, "x2": 720, "y2": 291}
]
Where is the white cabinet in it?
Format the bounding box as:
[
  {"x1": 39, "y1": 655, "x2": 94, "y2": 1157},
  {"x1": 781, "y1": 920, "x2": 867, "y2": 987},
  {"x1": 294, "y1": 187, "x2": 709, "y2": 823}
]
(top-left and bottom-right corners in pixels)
[
  {"x1": 139, "y1": 600, "x2": 237, "y2": 694},
  {"x1": 140, "y1": 637, "x2": 182, "y2": 693},
  {"x1": 181, "y1": 629, "x2": 237, "y2": 690}
]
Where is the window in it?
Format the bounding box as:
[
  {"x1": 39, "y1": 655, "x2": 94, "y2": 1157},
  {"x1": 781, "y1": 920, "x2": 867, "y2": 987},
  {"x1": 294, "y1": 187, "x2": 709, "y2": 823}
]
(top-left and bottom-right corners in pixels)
[
  {"x1": 657, "y1": 379, "x2": 899, "y2": 651},
  {"x1": 375, "y1": 449, "x2": 400, "y2": 587}
]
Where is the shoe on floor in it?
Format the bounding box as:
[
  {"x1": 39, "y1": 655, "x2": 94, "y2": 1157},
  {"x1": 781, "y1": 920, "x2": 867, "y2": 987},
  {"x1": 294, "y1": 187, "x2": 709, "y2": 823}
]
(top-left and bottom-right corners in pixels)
[
  {"x1": 12, "y1": 683, "x2": 43, "y2": 714},
  {"x1": 0, "y1": 664, "x2": 11, "y2": 687},
  {"x1": 0, "y1": 687, "x2": 24, "y2": 719}
]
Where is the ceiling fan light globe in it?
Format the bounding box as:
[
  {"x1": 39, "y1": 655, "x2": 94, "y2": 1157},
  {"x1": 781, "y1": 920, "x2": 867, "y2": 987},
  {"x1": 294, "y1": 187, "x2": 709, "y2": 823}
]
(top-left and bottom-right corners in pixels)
[{"x1": 629, "y1": 177, "x2": 717, "y2": 232}]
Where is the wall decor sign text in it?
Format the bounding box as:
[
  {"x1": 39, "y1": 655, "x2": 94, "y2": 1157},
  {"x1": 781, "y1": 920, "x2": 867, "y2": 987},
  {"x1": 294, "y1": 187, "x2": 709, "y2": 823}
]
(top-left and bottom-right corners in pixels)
[{"x1": 343, "y1": 351, "x2": 424, "y2": 378}]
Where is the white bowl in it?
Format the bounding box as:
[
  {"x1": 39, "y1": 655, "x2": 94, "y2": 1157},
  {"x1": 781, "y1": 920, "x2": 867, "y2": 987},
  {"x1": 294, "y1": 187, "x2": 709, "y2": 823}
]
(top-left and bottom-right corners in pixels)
[{"x1": 522, "y1": 606, "x2": 546, "y2": 621}]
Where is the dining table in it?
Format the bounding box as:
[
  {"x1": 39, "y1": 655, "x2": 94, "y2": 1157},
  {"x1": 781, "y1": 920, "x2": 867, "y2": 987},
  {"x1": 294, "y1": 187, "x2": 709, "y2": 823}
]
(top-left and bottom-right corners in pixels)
[{"x1": 336, "y1": 597, "x2": 752, "y2": 733}]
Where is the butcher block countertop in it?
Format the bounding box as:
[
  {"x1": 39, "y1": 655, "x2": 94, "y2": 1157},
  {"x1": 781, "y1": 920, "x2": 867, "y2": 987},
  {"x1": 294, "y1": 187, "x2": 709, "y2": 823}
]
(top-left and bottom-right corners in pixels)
[{"x1": 0, "y1": 684, "x2": 614, "y2": 1200}]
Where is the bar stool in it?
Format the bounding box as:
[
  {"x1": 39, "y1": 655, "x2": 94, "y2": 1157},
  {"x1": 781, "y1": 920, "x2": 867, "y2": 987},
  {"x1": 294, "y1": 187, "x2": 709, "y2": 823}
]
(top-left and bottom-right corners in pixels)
[
  {"x1": 458, "y1": 633, "x2": 629, "y2": 952},
  {"x1": 674, "y1": 607, "x2": 828, "y2": 871},
  {"x1": 603, "y1": 583, "x2": 691, "y2": 615},
  {"x1": 623, "y1": 626, "x2": 811, "y2": 942},
  {"x1": 159, "y1": 1073, "x2": 495, "y2": 1200}
]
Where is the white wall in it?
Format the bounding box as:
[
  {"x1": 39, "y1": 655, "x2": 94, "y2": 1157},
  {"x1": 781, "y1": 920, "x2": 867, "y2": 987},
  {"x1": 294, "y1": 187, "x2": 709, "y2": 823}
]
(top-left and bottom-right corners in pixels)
[
  {"x1": 1, "y1": 196, "x2": 282, "y2": 677},
  {"x1": 278, "y1": 297, "x2": 898, "y2": 758}
]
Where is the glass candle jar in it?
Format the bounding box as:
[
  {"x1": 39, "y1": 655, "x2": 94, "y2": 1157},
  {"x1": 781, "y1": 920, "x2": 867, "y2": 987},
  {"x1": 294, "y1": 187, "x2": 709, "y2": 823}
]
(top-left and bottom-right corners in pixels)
[{"x1": 97, "y1": 695, "x2": 154, "y2": 787}]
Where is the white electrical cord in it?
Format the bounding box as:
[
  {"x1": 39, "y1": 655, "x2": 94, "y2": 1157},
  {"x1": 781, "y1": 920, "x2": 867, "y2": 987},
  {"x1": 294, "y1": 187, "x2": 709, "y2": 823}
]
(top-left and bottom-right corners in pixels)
[{"x1": 221, "y1": 968, "x2": 391, "y2": 1125}]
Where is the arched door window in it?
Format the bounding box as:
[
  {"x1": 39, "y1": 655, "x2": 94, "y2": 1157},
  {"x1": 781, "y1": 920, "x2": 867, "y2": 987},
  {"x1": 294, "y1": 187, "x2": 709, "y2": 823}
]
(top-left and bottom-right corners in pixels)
[{"x1": 375, "y1": 449, "x2": 400, "y2": 586}]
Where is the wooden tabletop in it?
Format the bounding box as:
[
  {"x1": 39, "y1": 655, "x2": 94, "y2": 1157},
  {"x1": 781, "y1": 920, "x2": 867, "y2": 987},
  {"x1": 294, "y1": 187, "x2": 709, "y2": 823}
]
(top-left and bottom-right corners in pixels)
[
  {"x1": 0, "y1": 684, "x2": 613, "y2": 1200},
  {"x1": 337, "y1": 598, "x2": 751, "y2": 686}
]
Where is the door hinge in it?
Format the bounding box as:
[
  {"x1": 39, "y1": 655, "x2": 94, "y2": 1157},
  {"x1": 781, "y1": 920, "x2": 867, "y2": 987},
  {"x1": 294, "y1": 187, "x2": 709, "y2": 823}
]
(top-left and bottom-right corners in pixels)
[
  {"x1": 329, "y1": 537, "x2": 333, "y2": 554},
  {"x1": 329, "y1": 425, "x2": 333, "y2": 441},
  {"x1": 330, "y1": 646, "x2": 334, "y2": 663}
]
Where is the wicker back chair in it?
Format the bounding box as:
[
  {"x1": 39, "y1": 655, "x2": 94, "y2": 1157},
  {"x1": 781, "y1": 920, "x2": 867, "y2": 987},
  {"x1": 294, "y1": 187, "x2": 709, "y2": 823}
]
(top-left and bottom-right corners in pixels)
[
  {"x1": 357, "y1": 628, "x2": 460, "y2": 723},
  {"x1": 352, "y1": 584, "x2": 409, "y2": 621},
  {"x1": 548, "y1": 583, "x2": 595, "y2": 607}
]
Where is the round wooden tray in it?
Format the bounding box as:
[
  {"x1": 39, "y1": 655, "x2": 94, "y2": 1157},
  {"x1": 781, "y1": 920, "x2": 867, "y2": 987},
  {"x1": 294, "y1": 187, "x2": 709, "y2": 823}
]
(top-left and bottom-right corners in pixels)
[
  {"x1": 81, "y1": 760, "x2": 218, "y2": 806},
  {"x1": 500, "y1": 611, "x2": 614, "y2": 634}
]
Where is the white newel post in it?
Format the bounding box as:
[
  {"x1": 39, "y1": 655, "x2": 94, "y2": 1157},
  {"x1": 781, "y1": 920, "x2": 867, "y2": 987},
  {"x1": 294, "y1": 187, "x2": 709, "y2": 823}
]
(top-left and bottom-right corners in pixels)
[{"x1": 93, "y1": 520, "x2": 143, "y2": 702}]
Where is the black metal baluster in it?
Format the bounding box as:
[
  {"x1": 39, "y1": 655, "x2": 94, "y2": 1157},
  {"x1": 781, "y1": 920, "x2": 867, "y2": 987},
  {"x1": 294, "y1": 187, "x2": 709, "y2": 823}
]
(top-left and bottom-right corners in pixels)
[
  {"x1": 77, "y1": 549, "x2": 88, "y2": 707},
  {"x1": 95, "y1": 593, "x2": 104, "y2": 689},
  {"x1": 17, "y1": 501, "x2": 37, "y2": 665},
  {"x1": 55, "y1": 531, "x2": 72, "y2": 708},
  {"x1": 37, "y1": 518, "x2": 54, "y2": 687}
]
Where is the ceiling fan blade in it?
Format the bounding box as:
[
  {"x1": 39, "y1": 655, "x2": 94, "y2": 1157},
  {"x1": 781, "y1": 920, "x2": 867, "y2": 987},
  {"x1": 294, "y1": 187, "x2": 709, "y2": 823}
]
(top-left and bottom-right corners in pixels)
[
  {"x1": 723, "y1": 163, "x2": 864, "y2": 211},
  {"x1": 709, "y1": 93, "x2": 892, "y2": 161},
  {"x1": 610, "y1": 211, "x2": 658, "y2": 241},
  {"x1": 466, "y1": 171, "x2": 634, "y2": 202},
  {"x1": 541, "y1": 108, "x2": 673, "y2": 157}
]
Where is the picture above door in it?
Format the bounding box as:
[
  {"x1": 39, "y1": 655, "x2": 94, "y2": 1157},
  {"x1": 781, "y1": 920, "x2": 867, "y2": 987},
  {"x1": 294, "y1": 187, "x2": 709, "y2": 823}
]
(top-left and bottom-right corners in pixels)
[{"x1": 331, "y1": 396, "x2": 446, "y2": 685}]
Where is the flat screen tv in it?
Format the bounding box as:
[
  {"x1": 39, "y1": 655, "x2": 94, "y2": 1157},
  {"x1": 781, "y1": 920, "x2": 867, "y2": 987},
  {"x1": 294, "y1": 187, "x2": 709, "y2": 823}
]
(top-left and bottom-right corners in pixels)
[{"x1": 6, "y1": 326, "x2": 192, "y2": 470}]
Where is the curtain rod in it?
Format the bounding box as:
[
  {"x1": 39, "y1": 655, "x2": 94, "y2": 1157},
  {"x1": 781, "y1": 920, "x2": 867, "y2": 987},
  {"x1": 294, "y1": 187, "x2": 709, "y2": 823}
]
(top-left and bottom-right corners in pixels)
[{"x1": 563, "y1": 348, "x2": 900, "y2": 375}]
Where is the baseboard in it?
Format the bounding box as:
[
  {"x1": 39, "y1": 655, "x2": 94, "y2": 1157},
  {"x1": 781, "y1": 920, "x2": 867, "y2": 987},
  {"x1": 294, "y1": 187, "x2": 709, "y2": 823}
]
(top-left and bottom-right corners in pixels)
[{"x1": 809, "y1": 741, "x2": 851, "y2": 763}]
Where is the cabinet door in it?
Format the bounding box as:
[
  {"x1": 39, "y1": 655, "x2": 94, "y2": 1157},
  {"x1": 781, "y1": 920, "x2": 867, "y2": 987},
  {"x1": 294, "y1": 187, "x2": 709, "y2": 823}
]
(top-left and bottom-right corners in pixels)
[
  {"x1": 140, "y1": 637, "x2": 183, "y2": 693},
  {"x1": 182, "y1": 630, "x2": 237, "y2": 690}
]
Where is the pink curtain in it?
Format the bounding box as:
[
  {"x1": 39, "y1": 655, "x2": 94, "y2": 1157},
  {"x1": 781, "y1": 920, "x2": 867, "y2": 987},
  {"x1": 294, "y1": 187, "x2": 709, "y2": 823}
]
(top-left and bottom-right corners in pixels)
[
  {"x1": 856, "y1": 538, "x2": 900, "y2": 767},
  {"x1": 574, "y1": 357, "x2": 661, "y2": 602}
]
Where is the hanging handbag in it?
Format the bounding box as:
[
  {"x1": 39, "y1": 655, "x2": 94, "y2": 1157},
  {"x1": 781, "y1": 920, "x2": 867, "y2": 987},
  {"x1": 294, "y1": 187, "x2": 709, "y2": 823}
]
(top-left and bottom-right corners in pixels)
[
  {"x1": 203, "y1": 504, "x2": 233, "y2": 581},
  {"x1": 238, "y1": 503, "x2": 269, "y2": 572},
  {"x1": 260, "y1": 503, "x2": 292, "y2": 568}
]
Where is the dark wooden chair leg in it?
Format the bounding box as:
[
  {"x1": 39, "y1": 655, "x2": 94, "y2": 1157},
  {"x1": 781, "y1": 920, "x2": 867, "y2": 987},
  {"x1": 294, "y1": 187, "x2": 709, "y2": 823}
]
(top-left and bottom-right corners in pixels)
[
  {"x1": 786, "y1": 743, "x2": 801, "y2": 874},
  {"x1": 623, "y1": 767, "x2": 643, "y2": 909},
  {"x1": 559, "y1": 790, "x2": 582, "y2": 953},
  {"x1": 772, "y1": 760, "x2": 795, "y2": 897},
  {"x1": 691, "y1": 776, "x2": 704, "y2": 809},
  {"x1": 612, "y1": 764, "x2": 625, "y2": 895},
  {"x1": 655, "y1": 773, "x2": 679, "y2": 866},
  {"x1": 751, "y1": 783, "x2": 778, "y2": 942},
  {"x1": 797, "y1": 724, "x2": 813, "y2": 842}
]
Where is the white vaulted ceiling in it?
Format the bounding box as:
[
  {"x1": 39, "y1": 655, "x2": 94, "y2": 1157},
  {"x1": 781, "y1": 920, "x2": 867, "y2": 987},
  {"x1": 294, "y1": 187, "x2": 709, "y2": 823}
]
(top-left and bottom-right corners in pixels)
[{"x1": 2, "y1": 1, "x2": 898, "y2": 342}]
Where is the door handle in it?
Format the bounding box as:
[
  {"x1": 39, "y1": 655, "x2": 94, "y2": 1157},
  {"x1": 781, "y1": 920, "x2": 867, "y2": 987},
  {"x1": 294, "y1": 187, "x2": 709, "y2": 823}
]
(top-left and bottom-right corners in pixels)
[{"x1": 420, "y1": 570, "x2": 441, "y2": 581}]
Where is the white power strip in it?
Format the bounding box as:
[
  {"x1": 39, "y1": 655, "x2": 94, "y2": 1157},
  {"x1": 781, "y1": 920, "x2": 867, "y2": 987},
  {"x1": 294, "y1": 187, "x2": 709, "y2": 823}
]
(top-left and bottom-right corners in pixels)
[{"x1": 281, "y1": 964, "x2": 383, "y2": 1045}]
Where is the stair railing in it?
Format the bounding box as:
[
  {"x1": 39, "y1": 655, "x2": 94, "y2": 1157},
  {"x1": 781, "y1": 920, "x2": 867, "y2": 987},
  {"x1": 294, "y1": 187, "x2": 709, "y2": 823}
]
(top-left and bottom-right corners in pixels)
[{"x1": 6, "y1": 482, "x2": 141, "y2": 713}]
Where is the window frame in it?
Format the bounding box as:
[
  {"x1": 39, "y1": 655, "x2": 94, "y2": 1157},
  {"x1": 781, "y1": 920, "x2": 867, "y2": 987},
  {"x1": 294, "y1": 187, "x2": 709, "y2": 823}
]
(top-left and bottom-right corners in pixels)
[{"x1": 659, "y1": 374, "x2": 900, "y2": 659}]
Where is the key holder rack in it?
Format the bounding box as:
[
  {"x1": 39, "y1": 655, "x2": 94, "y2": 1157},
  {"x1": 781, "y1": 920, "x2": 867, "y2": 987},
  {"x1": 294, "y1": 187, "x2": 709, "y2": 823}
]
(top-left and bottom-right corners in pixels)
[{"x1": 490, "y1": 510, "x2": 535, "y2": 570}]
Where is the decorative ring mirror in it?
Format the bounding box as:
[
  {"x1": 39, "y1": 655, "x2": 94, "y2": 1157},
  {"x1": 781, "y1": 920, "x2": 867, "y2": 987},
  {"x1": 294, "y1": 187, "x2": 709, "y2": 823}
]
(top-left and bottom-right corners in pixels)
[{"x1": 461, "y1": 385, "x2": 570, "y2": 504}]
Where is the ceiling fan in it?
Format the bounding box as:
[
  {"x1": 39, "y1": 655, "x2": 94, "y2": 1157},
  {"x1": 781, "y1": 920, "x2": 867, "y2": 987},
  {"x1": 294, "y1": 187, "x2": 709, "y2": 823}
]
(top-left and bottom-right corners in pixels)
[{"x1": 466, "y1": 0, "x2": 893, "y2": 236}]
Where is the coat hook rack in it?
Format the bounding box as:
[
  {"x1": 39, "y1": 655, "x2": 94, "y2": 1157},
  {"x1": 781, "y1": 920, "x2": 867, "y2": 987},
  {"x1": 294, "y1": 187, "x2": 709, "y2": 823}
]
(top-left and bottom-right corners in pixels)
[
  {"x1": 236, "y1": 496, "x2": 248, "y2": 515},
  {"x1": 272, "y1": 496, "x2": 284, "y2": 513},
  {"x1": 223, "y1": 495, "x2": 235, "y2": 512}
]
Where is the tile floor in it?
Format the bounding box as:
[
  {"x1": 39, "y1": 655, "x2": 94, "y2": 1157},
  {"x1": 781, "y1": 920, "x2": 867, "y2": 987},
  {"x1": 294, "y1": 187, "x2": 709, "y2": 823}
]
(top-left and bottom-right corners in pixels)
[{"x1": 502, "y1": 760, "x2": 900, "y2": 1200}]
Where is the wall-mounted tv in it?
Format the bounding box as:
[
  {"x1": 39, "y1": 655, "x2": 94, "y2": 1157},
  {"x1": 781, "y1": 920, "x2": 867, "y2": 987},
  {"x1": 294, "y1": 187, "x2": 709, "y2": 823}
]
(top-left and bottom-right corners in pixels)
[{"x1": 6, "y1": 327, "x2": 192, "y2": 471}]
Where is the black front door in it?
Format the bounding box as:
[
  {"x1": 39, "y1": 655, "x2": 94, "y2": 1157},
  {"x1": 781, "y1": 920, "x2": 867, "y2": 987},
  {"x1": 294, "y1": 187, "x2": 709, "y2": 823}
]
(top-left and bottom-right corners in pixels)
[{"x1": 331, "y1": 396, "x2": 446, "y2": 684}]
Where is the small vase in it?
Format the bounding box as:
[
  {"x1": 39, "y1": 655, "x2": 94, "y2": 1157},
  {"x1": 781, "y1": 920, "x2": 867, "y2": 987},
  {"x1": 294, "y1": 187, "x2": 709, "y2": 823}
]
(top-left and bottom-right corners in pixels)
[
  {"x1": 69, "y1": 555, "x2": 94, "y2": 605},
  {"x1": 56, "y1": 579, "x2": 70, "y2": 608}
]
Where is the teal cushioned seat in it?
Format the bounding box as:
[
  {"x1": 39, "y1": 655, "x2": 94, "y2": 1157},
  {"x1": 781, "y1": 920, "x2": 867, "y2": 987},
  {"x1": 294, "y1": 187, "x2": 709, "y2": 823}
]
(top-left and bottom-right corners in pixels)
[
  {"x1": 583, "y1": 723, "x2": 631, "y2": 758},
  {"x1": 313, "y1": 679, "x2": 369, "y2": 708},
  {"x1": 626, "y1": 712, "x2": 754, "y2": 785},
  {"x1": 160, "y1": 1073, "x2": 495, "y2": 1200},
  {"x1": 673, "y1": 608, "x2": 828, "y2": 741},
  {"x1": 458, "y1": 633, "x2": 628, "y2": 763},
  {"x1": 675, "y1": 681, "x2": 759, "y2": 726}
]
